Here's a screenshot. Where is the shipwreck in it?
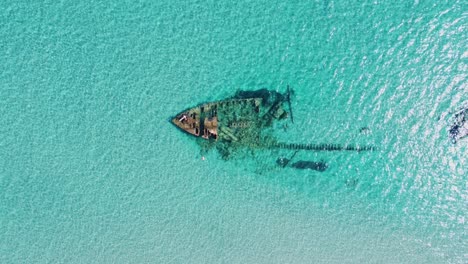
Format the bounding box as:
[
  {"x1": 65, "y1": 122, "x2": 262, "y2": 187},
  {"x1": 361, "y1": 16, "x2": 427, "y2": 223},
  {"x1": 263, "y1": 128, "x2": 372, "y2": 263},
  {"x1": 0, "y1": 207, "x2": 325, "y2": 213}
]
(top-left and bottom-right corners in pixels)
[{"x1": 170, "y1": 87, "x2": 376, "y2": 164}]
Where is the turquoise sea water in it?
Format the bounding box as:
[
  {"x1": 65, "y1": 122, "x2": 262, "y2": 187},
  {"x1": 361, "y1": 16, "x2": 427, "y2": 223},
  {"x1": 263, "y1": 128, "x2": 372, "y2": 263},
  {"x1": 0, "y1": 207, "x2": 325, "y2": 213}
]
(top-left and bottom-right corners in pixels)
[{"x1": 1, "y1": 1, "x2": 466, "y2": 263}]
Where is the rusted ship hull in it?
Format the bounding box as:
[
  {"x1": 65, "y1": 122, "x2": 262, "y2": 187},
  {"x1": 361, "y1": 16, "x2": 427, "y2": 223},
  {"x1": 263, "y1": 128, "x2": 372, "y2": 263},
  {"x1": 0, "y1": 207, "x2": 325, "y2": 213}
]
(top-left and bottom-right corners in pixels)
[
  {"x1": 171, "y1": 98, "x2": 263, "y2": 141},
  {"x1": 172, "y1": 89, "x2": 288, "y2": 144}
]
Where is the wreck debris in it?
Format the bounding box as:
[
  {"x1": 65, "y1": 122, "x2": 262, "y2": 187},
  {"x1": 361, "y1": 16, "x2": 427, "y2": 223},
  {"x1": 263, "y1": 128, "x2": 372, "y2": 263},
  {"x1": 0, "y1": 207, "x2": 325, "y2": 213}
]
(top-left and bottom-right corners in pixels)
[
  {"x1": 448, "y1": 103, "x2": 468, "y2": 144},
  {"x1": 290, "y1": 160, "x2": 328, "y2": 172},
  {"x1": 276, "y1": 151, "x2": 328, "y2": 172},
  {"x1": 286, "y1": 85, "x2": 294, "y2": 124}
]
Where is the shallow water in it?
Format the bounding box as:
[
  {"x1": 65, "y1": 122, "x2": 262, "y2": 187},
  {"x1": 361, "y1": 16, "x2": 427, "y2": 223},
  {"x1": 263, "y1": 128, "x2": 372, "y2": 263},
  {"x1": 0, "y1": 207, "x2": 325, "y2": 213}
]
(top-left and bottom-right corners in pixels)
[{"x1": 1, "y1": 1, "x2": 466, "y2": 263}]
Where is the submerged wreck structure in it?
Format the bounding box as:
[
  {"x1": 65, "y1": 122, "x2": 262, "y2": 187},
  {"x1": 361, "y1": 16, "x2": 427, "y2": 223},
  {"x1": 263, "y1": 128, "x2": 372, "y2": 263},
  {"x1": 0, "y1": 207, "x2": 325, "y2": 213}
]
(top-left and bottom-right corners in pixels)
[
  {"x1": 171, "y1": 88, "x2": 375, "y2": 164},
  {"x1": 276, "y1": 151, "x2": 328, "y2": 172}
]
